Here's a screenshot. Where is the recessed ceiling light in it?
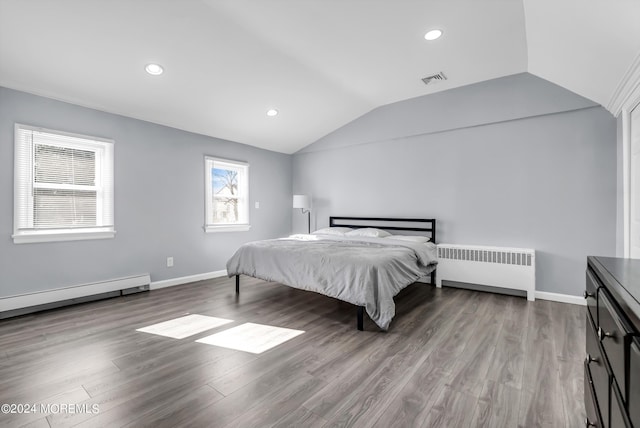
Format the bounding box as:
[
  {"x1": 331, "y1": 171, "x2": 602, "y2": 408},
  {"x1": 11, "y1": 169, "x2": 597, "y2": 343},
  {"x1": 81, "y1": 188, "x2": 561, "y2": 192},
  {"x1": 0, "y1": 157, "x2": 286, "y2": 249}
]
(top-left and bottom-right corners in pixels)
[
  {"x1": 145, "y1": 63, "x2": 164, "y2": 75},
  {"x1": 266, "y1": 109, "x2": 278, "y2": 117},
  {"x1": 424, "y1": 29, "x2": 443, "y2": 41}
]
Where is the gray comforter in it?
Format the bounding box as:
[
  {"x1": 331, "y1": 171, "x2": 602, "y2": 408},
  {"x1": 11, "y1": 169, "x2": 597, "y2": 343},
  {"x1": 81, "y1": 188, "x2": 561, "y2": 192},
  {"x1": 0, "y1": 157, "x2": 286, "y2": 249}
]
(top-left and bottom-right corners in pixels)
[{"x1": 226, "y1": 234, "x2": 438, "y2": 330}]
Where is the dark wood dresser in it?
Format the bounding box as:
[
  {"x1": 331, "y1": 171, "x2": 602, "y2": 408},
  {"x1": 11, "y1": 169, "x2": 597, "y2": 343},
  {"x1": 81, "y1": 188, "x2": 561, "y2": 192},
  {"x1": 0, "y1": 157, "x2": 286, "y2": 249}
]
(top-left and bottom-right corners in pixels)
[{"x1": 586, "y1": 256, "x2": 640, "y2": 427}]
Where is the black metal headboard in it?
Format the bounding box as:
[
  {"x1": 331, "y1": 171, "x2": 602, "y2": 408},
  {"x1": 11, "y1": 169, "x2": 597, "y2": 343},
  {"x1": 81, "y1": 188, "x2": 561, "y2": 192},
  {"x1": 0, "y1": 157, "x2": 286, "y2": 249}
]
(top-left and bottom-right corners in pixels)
[{"x1": 329, "y1": 216, "x2": 436, "y2": 243}]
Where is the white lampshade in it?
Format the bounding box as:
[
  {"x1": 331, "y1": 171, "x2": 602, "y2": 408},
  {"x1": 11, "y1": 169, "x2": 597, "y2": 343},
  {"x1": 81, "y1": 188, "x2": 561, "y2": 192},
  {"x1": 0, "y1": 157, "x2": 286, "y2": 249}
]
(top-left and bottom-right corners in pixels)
[{"x1": 292, "y1": 194, "x2": 310, "y2": 210}]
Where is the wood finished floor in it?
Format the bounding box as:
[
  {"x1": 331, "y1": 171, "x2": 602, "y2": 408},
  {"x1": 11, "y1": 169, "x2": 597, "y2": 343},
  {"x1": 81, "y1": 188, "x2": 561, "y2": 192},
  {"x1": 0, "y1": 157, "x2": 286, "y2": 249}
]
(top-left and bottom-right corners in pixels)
[{"x1": 0, "y1": 276, "x2": 585, "y2": 428}]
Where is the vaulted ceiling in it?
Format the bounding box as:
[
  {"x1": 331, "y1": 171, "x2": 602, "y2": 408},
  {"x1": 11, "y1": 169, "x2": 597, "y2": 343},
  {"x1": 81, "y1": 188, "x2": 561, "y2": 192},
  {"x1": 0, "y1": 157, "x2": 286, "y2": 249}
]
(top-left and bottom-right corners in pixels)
[{"x1": 1, "y1": 0, "x2": 639, "y2": 154}]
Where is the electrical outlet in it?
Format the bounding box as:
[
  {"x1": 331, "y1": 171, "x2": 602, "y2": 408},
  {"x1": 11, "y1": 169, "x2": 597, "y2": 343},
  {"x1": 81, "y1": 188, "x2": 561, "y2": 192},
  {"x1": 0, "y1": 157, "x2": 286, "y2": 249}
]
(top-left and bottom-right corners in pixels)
[
  {"x1": 167, "y1": 256, "x2": 174, "y2": 267},
  {"x1": 255, "y1": 201, "x2": 260, "y2": 209}
]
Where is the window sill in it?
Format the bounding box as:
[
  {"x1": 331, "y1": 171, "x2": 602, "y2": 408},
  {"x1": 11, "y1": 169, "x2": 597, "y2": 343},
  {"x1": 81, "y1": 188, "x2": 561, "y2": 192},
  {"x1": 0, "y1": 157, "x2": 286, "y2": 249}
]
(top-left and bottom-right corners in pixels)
[
  {"x1": 205, "y1": 224, "x2": 251, "y2": 233},
  {"x1": 12, "y1": 229, "x2": 116, "y2": 244}
]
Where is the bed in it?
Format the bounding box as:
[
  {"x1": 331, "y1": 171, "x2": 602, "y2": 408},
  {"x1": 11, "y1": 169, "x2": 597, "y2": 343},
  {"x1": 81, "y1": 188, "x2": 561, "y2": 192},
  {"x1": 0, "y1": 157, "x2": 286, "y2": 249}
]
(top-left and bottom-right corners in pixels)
[{"x1": 226, "y1": 217, "x2": 437, "y2": 331}]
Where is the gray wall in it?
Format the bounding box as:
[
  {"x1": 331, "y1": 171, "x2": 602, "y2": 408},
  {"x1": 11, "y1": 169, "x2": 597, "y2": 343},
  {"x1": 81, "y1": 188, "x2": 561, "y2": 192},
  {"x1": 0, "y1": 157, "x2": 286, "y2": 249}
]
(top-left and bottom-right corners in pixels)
[
  {"x1": 293, "y1": 73, "x2": 617, "y2": 296},
  {"x1": 0, "y1": 87, "x2": 292, "y2": 297}
]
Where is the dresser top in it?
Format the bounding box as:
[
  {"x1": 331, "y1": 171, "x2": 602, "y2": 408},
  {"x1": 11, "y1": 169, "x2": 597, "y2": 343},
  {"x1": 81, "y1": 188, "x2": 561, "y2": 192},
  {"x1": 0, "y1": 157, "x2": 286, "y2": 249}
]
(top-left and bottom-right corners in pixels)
[{"x1": 589, "y1": 256, "x2": 640, "y2": 329}]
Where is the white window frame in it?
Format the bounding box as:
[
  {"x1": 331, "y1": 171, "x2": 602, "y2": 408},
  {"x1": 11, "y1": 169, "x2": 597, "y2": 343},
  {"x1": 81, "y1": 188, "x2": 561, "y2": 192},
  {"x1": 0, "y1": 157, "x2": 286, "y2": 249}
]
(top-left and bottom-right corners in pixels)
[
  {"x1": 204, "y1": 156, "x2": 250, "y2": 233},
  {"x1": 624, "y1": 101, "x2": 640, "y2": 257},
  {"x1": 610, "y1": 52, "x2": 640, "y2": 257},
  {"x1": 13, "y1": 124, "x2": 115, "y2": 244}
]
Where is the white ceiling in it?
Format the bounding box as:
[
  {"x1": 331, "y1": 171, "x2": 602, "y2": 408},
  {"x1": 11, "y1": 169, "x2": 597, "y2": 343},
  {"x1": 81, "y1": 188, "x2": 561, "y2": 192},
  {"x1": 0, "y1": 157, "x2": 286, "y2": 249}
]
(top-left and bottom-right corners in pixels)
[{"x1": 0, "y1": 0, "x2": 638, "y2": 154}]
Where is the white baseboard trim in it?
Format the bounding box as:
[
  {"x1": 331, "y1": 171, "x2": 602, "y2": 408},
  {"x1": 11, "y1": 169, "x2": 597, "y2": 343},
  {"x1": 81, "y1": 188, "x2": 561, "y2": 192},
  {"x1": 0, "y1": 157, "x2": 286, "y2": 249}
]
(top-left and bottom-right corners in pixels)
[
  {"x1": 150, "y1": 270, "x2": 228, "y2": 290},
  {"x1": 535, "y1": 291, "x2": 586, "y2": 306},
  {"x1": 0, "y1": 274, "x2": 150, "y2": 313}
]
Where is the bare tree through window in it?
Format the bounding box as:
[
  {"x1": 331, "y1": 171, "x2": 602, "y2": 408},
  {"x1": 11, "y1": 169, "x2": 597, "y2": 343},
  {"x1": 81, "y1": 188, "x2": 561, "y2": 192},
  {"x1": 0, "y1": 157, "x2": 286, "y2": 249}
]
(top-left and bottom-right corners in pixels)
[{"x1": 213, "y1": 168, "x2": 239, "y2": 222}]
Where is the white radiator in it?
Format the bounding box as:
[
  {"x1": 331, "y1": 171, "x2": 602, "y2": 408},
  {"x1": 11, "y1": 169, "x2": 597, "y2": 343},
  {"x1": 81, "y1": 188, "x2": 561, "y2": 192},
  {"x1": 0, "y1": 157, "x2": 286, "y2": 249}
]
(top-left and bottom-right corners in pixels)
[
  {"x1": 436, "y1": 244, "x2": 535, "y2": 301},
  {"x1": 0, "y1": 274, "x2": 151, "y2": 314}
]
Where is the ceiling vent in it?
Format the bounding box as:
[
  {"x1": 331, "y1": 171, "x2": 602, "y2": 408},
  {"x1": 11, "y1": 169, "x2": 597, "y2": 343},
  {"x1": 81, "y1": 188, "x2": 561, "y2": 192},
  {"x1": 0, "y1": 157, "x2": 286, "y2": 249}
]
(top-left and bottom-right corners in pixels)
[{"x1": 422, "y1": 72, "x2": 447, "y2": 85}]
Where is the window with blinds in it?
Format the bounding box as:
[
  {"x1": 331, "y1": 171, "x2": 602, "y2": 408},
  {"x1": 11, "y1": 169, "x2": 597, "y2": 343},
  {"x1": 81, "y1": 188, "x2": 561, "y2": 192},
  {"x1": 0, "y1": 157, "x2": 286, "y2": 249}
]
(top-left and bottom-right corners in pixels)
[
  {"x1": 13, "y1": 124, "x2": 115, "y2": 243},
  {"x1": 204, "y1": 156, "x2": 250, "y2": 232}
]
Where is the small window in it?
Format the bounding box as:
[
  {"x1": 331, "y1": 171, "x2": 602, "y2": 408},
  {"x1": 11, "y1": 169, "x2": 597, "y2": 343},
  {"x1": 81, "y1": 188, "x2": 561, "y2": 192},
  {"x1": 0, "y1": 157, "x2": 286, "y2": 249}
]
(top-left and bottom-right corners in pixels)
[
  {"x1": 13, "y1": 124, "x2": 115, "y2": 243},
  {"x1": 205, "y1": 156, "x2": 250, "y2": 232}
]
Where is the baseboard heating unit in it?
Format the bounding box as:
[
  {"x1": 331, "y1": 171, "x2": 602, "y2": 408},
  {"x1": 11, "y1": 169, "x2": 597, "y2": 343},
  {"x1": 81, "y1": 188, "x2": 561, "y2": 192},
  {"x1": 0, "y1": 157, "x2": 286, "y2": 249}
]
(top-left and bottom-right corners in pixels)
[
  {"x1": 0, "y1": 274, "x2": 151, "y2": 319},
  {"x1": 436, "y1": 244, "x2": 535, "y2": 301}
]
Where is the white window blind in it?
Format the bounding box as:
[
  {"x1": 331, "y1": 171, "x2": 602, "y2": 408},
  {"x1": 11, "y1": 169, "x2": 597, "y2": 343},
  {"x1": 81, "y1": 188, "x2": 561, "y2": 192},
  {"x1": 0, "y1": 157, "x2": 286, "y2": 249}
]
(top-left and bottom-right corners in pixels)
[
  {"x1": 13, "y1": 124, "x2": 115, "y2": 243},
  {"x1": 205, "y1": 156, "x2": 250, "y2": 232}
]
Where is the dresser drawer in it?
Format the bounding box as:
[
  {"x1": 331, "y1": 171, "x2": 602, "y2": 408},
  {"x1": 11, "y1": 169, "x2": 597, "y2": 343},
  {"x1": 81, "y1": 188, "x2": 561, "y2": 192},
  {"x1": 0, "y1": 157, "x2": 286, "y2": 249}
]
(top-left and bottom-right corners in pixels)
[
  {"x1": 610, "y1": 382, "x2": 631, "y2": 428},
  {"x1": 598, "y1": 288, "x2": 634, "y2": 402},
  {"x1": 587, "y1": 268, "x2": 600, "y2": 325},
  {"x1": 629, "y1": 339, "x2": 640, "y2": 426},
  {"x1": 586, "y1": 361, "x2": 603, "y2": 428},
  {"x1": 587, "y1": 314, "x2": 610, "y2": 426}
]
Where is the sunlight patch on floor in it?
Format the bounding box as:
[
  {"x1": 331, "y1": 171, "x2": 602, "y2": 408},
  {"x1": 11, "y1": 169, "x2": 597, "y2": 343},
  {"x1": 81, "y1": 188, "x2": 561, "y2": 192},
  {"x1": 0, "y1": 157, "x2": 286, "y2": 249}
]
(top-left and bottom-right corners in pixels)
[
  {"x1": 136, "y1": 314, "x2": 233, "y2": 339},
  {"x1": 196, "y1": 322, "x2": 304, "y2": 354}
]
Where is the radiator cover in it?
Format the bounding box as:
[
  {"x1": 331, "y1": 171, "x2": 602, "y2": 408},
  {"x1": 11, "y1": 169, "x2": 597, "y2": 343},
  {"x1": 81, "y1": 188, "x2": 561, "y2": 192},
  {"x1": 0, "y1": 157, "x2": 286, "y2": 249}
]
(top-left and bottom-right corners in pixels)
[
  {"x1": 436, "y1": 244, "x2": 535, "y2": 301},
  {"x1": 0, "y1": 274, "x2": 151, "y2": 318}
]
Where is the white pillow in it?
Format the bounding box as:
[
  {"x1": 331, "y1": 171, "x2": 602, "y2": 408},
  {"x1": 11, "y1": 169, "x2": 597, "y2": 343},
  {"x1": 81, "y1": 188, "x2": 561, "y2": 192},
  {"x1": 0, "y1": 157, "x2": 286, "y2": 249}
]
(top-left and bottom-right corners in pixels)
[
  {"x1": 312, "y1": 227, "x2": 354, "y2": 236},
  {"x1": 345, "y1": 228, "x2": 391, "y2": 238},
  {"x1": 386, "y1": 235, "x2": 430, "y2": 243}
]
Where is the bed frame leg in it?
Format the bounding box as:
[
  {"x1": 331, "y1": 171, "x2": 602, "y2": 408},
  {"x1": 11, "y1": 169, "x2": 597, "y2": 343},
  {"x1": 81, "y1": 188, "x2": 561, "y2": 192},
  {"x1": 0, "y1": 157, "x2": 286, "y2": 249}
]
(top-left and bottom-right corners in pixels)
[
  {"x1": 357, "y1": 306, "x2": 364, "y2": 331},
  {"x1": 235, "y1": 275, "x2": 240, "y2": 294}
]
